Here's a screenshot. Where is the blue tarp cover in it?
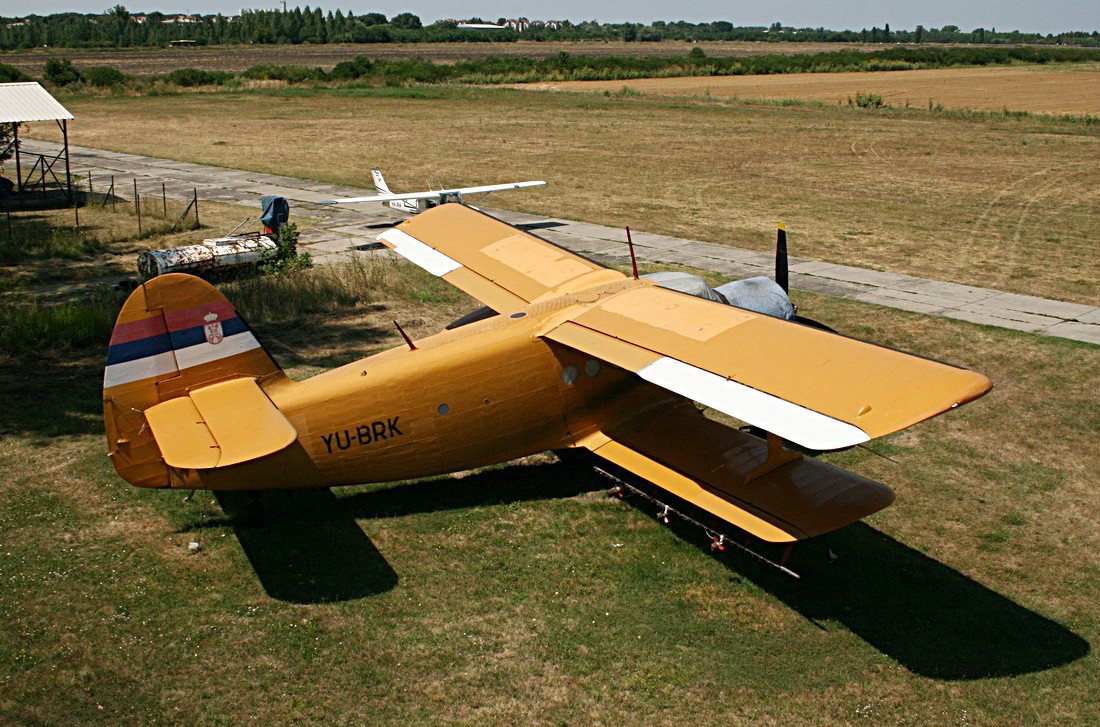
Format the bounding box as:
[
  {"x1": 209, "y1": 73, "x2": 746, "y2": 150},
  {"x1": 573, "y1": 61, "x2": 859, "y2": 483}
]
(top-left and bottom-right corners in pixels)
[{"x1": 260, "y1": 196, "x2": 289, "y2": 233}]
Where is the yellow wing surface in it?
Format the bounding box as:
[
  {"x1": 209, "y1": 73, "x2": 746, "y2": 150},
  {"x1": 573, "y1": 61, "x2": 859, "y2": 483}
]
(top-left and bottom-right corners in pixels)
[
  {"x1": 378, "y1": 204, "x2": 625, "y2": 313},
  {"x1": 585, "y1": 400, "x2": 896, "y2": 542},
  {"x1": 382, "y1": 205, "x2": 992, "y2": 452},
  {"x1": 381, "y1": 205, "x2": 990, "y2": 540},
  {"x1": 546, "y1": 287, "x2": 991, "y2": 450}
]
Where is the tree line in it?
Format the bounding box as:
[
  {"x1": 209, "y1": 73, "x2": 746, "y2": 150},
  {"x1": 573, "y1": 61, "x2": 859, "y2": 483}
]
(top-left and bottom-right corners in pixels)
[
  {"x1": 11, "y1": 45, "x2": 1099, "y2": 91},
  {"x1": 0, "y1": 6, "x2": 1096, "y2": 50}
]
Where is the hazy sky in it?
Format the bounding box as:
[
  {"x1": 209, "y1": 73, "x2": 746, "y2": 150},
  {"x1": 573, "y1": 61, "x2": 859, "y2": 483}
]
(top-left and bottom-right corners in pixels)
[{"x1": 6, "y1": 1, "x2": 1099, "y2": 35}]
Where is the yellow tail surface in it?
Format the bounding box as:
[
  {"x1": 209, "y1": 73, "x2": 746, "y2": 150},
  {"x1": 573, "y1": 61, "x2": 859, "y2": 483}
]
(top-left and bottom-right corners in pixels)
[{"x1": 103, "y1": 274, "x2": 284, "y2": 488}]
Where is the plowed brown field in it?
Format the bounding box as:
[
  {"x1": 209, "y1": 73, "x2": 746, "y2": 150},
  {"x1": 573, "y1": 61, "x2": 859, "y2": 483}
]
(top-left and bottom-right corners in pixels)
[{"x1": 521, "y1": 64, "x2": 1100, "y2": 116}]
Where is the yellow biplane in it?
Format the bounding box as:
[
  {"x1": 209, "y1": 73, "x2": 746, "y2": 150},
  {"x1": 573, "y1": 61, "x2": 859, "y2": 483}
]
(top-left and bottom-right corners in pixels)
[{"x1": 104, "y1": 204, "x2": 990, "y2": 570}]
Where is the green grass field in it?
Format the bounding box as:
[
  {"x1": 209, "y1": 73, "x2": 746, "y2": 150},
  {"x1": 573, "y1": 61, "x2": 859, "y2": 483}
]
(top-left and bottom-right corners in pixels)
[
  {"x1": 3, "y1": 79, "x2": 1098, "y2": 725},
  {"x1": 0, "y1": 256, "x2": 1096, "y2": 725}
]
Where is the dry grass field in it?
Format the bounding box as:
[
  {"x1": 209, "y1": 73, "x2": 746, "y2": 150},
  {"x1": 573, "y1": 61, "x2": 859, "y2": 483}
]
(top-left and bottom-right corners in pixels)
[
  {"x1": 523, "y1": 63, "x2": 1100, "y2": 116},
  {"x1": 0, "y1": 40, "x2": 887, "y2": 77},
  {"x1": 35, "y1": 84, "x2": 1100, "y2": 305}
]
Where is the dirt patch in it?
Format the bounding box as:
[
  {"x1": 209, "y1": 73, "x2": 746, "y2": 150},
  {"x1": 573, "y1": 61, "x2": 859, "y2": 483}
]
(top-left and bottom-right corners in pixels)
[{"x1": 524, "y1": 64, "x2": 1100, "y2": 116}]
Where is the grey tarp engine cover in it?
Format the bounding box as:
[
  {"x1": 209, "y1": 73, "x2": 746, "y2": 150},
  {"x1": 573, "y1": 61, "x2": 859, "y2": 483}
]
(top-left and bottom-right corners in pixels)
[
  {"x1": 261, "y1": 196, "x2": 289, "y2": 234},
  {"x1": 641, "y1": 271, "x2": 725, "y2": 303},
  {"x1": 713, "y1": 276, "x2": 796, "y2": 320}
]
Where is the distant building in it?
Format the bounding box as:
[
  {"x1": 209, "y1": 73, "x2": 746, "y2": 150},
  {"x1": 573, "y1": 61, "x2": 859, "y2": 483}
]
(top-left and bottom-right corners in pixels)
[{"x1": 503, "y1": 18, "x2": 563, "y2": 32}]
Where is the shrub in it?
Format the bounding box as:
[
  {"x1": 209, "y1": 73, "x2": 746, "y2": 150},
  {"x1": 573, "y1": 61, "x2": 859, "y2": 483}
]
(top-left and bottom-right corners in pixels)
[
  {"x1": 164, "y1": 68, "x2": 233, "y2": 87},
  {"x1": 0, "y1": 63, "x2": 29, "y2": 83},
  {"x1": 259, "y1": 223, "x2": 312, "y2": 276},
  {"x1": 43, "y1": 58, "x2": 82, "y2": 87},
  {"x1": 83, "y1": 66, "x2": 128, "y2": 87},
  {"x1": 330, "y1": 56, "x2": 373, "y2": 81},
  {"x1": 242, "y1": 64, "x2": 327, "y2": 83},
  {"x1": 854, "y1": 92, "x2": 886, "y2": 109}
]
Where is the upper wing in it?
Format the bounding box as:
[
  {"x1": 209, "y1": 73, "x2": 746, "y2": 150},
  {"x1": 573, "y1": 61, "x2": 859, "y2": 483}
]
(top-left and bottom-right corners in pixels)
[
  {"x1": 375, "y1": 204, "x2": 990, "y2": 451},
  {"x1": 545, "y1": 285, "x2": 992, "y2": 451},
  {"x1": 321, "y1": 181, "x2": 545, "y2": 205},
  {"x1": 376, "y1": 203, "x2": 625, "y2": 313}
]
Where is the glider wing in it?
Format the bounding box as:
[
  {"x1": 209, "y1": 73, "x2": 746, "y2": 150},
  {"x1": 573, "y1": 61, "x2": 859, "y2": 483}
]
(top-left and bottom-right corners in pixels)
[{"x1": 320, "y1": 181, "x2": 545, "y2": 205}]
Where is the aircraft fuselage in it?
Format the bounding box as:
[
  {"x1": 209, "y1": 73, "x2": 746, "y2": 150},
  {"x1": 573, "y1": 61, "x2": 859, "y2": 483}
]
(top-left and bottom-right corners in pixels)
[{"x1": 176, "y1": 282, "x2": 663, "y2": 491}]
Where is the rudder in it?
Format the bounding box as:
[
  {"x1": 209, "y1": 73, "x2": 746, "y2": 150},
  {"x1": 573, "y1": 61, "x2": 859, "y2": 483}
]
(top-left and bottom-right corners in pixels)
[
  {"x1": 103, "y1": 273, "x2": 284, "y2": 487},
  {"x1": 371, "y1": 167, "x2": 392, "y2": 195}
]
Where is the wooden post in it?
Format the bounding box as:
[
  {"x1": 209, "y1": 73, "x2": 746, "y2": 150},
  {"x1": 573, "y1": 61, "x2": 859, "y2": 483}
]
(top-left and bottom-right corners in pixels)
[
  {"x1": 12, "y1": 123, "x2": 21, "y2": 195},
  {"x1": 162, "y1": 182, "x2": 167, "y2": 217},
  {"x1": 61, "y1": 119, "x2": 73, "y2": 202},
  {"x1": 110, "y1": 175, "x2": 116, "y2": 210},
  {"x1": 88, "y1": 172, "x2": 93, "y2": 200},
  {"x1": 73, "y1": 185, "x2": 80, "y2": 229},
  {"x1": 134, "y1": 178, "x2": 142, "y2": 235},
  {"x1": 193, "y1": 188, "x2": 199, "y2": 227}
]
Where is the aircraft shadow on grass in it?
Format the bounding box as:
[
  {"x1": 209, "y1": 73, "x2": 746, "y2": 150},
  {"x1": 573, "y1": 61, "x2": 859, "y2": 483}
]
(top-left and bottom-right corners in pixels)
[
  {"x1": 211, "y1": 460, "x2": 597, "y2": 606},
  {"x1": 214, "y1": 459, "x2": 1088, "y2": 681},
  {"x1": 621, "y1": 494, "x2": 1090, "y2": 682}
]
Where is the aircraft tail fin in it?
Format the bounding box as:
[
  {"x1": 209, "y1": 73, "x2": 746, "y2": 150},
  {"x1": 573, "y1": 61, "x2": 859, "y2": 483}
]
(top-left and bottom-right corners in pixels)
[
  {"x1": 103, "y1": 273, "x2": 286, "y2": 487},
  {"x1": 371, "y1": 167, "x2": 392, "y2": 195}
]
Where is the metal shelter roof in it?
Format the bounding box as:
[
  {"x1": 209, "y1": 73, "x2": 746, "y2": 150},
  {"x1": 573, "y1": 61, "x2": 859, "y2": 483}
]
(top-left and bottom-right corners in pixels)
[{"x1": 0, "y1": 82, "x2": 74, "y2": 124}]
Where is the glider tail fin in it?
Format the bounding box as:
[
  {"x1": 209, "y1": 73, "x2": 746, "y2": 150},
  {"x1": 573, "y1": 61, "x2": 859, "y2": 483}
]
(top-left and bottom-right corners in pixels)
[
  {"x1": 371, "y1": 167, "x2": 392, "y2": 195},
  {"x1": 103, "y1": 273, "x2": 283, "y2": 487}
]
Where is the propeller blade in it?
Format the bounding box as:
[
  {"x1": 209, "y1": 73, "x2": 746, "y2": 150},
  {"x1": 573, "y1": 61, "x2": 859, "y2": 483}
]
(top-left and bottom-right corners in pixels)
[{"x1": 776, "y1": 221, "x2": 789, "y2": 293}]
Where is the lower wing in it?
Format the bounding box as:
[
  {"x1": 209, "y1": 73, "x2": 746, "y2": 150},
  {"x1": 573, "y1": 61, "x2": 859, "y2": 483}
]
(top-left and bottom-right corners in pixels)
[{"x1": 578, "y1": 399, "x2": 895, "y2": 543}]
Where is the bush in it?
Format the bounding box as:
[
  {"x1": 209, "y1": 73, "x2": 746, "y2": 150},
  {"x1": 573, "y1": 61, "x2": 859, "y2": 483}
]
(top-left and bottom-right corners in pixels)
[
  {"x1": 854, "y1": 92, "x2": 886, "y2": 109},
  {"x1": 43, "y1": 58, "x2": 82, "y2": 87},
  {"x1": 330, "y1": 56, "x2": 373, "y2": 81},
  {"x1": 0, "y1": 63, "x2": 29, "y2": 83},
  {"x1": 259, "y1": 223, "x2": 312, "y2": 276},
  {"x1": 242, "y1": 64, "x2": 327, "y2": 83},
  {"x1": 83, "y1": 66, "x2": 127, "y2": 87},
  {"x1": 164, "y1": 68, "x2": 232, "y2": 87}
]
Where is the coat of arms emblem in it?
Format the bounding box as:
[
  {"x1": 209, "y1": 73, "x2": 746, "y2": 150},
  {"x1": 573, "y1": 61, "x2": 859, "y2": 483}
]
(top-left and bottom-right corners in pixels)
[{"x1": 203, "y1": 312, "x2": 224, "y2": 345}]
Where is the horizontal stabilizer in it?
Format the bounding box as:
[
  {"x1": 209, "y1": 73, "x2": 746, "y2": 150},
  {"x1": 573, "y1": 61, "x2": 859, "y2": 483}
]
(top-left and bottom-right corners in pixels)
[{"x1": 144, "y1": 377, "x2": 297, "y2": 469}]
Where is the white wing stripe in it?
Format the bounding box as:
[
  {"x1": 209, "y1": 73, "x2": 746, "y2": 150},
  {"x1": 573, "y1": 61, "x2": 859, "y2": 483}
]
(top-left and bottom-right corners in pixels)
[
  {"x1": 378, "y1": 228, "x2": 462, "y2": 277},
  {"x1": 637, "y1": 357, "x2": 870, "y2": 451}
]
